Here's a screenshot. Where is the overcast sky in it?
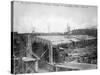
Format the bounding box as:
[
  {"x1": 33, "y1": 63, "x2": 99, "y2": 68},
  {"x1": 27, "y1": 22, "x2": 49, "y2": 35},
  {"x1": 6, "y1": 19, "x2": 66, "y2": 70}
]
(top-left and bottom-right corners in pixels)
[{"x1": 13, "y1": 1, "x2": 97, "y2": 33}]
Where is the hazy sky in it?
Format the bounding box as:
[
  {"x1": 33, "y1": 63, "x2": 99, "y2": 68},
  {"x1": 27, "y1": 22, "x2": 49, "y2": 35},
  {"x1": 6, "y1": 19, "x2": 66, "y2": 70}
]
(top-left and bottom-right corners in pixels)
[{"x1": 13, "y1": 1, "x2": 97, "y2": 33}]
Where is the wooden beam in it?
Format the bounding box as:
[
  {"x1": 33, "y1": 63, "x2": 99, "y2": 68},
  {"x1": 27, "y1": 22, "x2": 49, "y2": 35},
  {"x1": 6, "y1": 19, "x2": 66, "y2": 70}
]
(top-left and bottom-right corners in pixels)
[
  {"x1": 49, "y1": 43, "x2": 53, "y2": 64},
  {"x1": 26, "y1": 35, "x2": 32, "y2": 57},
  {"x1": 26, "y1": 35, "x2": 39, "y2": 72},
  {"x1": 34, "y1": 60, "x2": 38, "y2": 72},
  {"x1": 26, "y1": 35, "x2": 40, "y2": 58}
]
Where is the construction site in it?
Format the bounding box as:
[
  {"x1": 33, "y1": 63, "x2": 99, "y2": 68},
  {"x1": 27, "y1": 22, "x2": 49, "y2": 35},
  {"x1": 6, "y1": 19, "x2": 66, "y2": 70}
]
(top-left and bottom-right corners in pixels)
[
  {"x1": 11, "y1": 27, "x2": 97, "y2": 74},
  {"x1": 11, "y1": 1, "x2": 97, "y2": 74}
]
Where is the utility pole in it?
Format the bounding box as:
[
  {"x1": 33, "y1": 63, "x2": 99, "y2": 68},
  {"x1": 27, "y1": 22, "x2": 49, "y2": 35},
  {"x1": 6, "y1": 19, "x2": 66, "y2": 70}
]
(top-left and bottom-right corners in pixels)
[{"x1": 67, "y1": 23, "x2": 70, "y2": 33}]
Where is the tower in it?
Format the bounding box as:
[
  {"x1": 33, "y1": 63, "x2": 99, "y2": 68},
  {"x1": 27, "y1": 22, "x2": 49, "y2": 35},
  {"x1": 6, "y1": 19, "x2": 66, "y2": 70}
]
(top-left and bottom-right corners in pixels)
[{"x1": 64, "y1": 23, "x2": 70, "y2": 34}]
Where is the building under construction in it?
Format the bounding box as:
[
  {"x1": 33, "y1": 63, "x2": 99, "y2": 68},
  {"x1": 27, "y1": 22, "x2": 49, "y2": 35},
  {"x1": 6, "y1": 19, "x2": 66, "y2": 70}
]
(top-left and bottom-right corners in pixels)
[{"x1": 11, "y1": 32, "x2": 97, "y2": 74}]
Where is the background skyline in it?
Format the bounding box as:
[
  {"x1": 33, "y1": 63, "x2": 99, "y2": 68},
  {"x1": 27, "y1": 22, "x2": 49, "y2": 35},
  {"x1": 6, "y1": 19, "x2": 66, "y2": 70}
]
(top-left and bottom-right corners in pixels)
[{"x1": 13, "y1": 1, "x2": 97, "y2": 33}]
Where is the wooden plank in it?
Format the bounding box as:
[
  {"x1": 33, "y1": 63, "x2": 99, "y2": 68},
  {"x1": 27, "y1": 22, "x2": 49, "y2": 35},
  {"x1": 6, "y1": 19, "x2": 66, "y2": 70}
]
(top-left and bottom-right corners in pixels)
[
  {"x1": 22, "y1": 57, "x2": 36, "y2": 61},
  {"x1": 47, "y1": 62, "x2": 97, "y2": 70},
  {"x1": 54, "y1": 63, "x2": 97, "y2": 70}
]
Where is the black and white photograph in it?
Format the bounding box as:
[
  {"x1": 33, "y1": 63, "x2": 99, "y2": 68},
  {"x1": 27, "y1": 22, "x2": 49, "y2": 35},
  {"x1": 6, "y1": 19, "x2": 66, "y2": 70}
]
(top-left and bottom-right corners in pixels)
[{"x1": 11, "y1": 1, "x2": 97, "y2": 74}]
